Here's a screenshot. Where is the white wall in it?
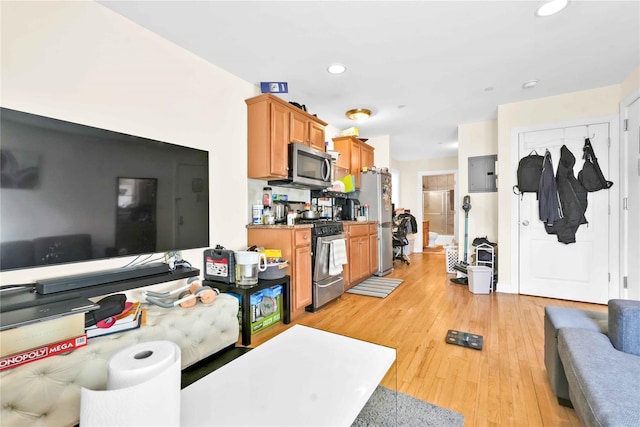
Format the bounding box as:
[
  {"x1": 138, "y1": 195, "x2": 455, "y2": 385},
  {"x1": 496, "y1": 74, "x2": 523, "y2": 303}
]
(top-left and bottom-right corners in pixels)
[
  {"x1": 0, "y1": 1, "x2": 256, "y2": 285},
  {"x1": 366, "y1": 135, "x2": 391, "y2": 169},
  {"x1": 457, "y1": 120, "x2": 499, "y2": 253},
  {"x1": 391, "y1": 156, "x2": 458, "y2": 251}
]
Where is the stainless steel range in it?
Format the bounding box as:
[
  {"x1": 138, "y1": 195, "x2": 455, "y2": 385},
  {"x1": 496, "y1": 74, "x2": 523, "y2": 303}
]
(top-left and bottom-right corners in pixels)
[{"x1": 301, "y1": 219, "x2": 345, "y2": 312}]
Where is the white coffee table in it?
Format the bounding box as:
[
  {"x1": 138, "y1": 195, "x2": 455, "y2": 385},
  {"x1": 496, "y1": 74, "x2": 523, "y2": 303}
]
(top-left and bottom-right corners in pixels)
[{"x1": 181, "y1": 324, "x2": 396, "y2": 426}]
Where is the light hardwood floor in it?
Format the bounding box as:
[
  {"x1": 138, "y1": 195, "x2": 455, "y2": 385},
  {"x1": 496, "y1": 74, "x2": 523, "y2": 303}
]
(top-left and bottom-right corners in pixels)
[{"x1": 248, "y1": 252, "x2": 606, "y2": 426}]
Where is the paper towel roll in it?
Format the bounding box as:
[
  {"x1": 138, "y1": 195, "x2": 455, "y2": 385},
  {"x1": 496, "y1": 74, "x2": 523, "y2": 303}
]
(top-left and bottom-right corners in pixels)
[{"x1": 80, "y1": 340, "x2": 181, "y2": 426}]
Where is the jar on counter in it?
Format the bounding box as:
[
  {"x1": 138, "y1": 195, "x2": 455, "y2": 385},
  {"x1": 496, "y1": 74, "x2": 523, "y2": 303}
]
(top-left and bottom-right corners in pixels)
[
  {"x1": 287, "y1": 211, "x2": 295, "y2": 226},
  {"x1": 264, "y1": 207, "x2": 275, "y2": 225},
  {"x1": 252, "y1": 203, "x2": 263, "y2": 224}
]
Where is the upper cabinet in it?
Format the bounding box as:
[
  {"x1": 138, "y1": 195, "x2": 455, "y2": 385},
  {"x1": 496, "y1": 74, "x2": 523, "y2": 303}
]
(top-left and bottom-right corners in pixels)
[
  {"x1": 332, "y1": 136, "x2": 375, "y2": 189},
  {"x1": 246, "y1": 94, "x2": 327, "y2": 179},
  {"x1": 290, "y1": 110, "x2": 326, "y2": 151}
]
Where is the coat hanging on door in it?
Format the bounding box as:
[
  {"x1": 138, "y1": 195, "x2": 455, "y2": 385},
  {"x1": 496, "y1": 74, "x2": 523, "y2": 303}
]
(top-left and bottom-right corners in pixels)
[
  {"x1": 538, "y1": 150, "x2": 562, "y2": 226},
  {"x1": 544, "y1": 145, "x2": 588, "y2": 244}
]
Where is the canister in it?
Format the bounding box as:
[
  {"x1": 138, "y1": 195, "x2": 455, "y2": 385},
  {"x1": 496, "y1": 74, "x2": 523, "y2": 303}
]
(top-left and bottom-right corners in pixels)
[{"x1": 252, "y1": 203, "x2": 263, "y2": 224}]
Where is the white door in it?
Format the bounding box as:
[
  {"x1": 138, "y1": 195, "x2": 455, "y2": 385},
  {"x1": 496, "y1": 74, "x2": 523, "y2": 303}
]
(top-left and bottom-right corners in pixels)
[
  {"x1": 623, "y1": 97, "x2": 640, "y2": 299},
  {"x1": 518, "y1": 123, "x2": 611, "y2": 304}
]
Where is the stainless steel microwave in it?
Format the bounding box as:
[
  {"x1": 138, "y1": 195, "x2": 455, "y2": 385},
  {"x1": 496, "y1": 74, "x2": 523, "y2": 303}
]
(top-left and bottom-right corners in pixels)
[{"x1": 268, "y1": 143, "x2": 332, "y2": 189}]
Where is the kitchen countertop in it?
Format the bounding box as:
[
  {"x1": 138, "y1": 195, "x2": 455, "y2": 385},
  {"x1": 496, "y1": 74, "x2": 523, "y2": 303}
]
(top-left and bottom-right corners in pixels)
[
  {"x1": 340, "y1": 220, "x2": 379, "y2": 225},
  {"x1": 246, "y1": 223, "x2": 313, "y2": 229},
  {"x1": 246, "y1": 220, "x2": 378, "y2": 229}
]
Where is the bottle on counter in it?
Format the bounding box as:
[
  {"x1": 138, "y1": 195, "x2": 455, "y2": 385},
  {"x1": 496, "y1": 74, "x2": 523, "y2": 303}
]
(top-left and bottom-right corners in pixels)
[
  {"x1": 287, "y1": 211, "x2": 295, "y2": 226},
  {"x1": 252, "y1": 202, "x2": 263, "y2": 224},
  {"x1": 262, "y1": 187, "x2": 272, "y2": 209}
]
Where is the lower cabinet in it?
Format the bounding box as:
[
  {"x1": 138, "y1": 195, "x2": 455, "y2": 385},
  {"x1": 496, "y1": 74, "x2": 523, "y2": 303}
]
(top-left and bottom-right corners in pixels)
[
  {"x1": 344, "y1": 222, "x2": 377, "y2": 289},
  {"x1": 247, "y1": 227, "x2": 312, "y2": 320},
  {"x1": 369, "y1": 223, "x2": 379, "y2": 275}
]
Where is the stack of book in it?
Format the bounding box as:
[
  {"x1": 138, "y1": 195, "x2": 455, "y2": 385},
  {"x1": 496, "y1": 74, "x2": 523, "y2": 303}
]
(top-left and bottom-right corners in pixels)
[{"x1": 85, "y1": 301, "x2": 144, "y2": 338}]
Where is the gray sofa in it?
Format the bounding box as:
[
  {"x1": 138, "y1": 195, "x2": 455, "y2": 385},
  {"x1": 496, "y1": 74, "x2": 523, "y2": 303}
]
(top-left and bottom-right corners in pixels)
[{"x1": 545, "y1": 299, "x2": 640, "y2": 427}]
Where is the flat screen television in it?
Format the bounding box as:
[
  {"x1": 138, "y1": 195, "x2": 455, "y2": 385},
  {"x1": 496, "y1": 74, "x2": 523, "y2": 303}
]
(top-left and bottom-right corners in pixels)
[{"x1": 0, "y1": 107, "x2": 210, "y2": 271}]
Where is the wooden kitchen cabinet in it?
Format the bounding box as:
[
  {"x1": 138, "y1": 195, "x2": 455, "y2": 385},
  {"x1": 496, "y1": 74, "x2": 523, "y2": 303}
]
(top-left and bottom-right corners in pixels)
[
  {"x1": 361, "y1": 143, "x2": 374, "y2": 172},
  {"x1": 247, "y1": 227, "x2": 312, "y2": 320},
  {"x1": 246, "y1": 94, "x2": 327, "y2": 180},
  {"x1": 369, "y1": 223, "x2": 379, "y2": 275},
  {"x1": 343, "y1": 222, "x2": 373, "y2": 289},
  {"x1": 332, "y1": 136, "x2": 375, "y2": 189},
  {"x1": 291, "y1": 110, "x2": 326, "y2": 151}
]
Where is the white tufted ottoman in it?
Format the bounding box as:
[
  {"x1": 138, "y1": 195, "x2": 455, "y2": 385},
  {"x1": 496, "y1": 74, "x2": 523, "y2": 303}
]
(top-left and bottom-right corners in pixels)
[{"x1": 0, "y1": 293, "x2": 239, "y2": 427}]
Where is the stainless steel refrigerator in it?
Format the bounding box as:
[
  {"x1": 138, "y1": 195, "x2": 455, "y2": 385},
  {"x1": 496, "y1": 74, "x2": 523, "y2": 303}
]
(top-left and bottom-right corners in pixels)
[{"x1": 358, "y1": 171, "x2": 394, "y2": 276}]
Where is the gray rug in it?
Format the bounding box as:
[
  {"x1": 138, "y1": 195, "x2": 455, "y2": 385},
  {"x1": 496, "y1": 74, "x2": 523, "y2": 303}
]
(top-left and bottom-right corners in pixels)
[
  {"x1": 353, "y1": 386, "x2": 464, "y2": 427},
  {"x1": 346, "y1": 277, "x2": 404, "y2": 298}
]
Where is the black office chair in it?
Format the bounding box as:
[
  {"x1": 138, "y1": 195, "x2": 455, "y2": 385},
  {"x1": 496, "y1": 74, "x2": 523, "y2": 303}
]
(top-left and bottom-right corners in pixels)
[{"x1": 392, "y1": 217, "x2": 411, "y2": 265}]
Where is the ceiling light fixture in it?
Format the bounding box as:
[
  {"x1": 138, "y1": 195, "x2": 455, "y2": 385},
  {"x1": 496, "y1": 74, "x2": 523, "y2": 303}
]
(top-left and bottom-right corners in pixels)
[
  {"x1": 522, "y1": 79, "x2": 539, "y2": 89},
  {"x1": 327, "y1": 64, "x2": 346, "y2": 74},
  {"x1": 345, "y1": 108, "x2": 371, "y2": 121},
  {"x1": 535, "y1": 0, "x2": 569, "y2": 17}
]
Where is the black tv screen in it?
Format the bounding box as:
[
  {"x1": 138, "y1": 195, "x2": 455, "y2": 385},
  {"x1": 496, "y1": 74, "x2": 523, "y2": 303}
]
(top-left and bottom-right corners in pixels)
[{"x1": 0, "y1": 107, "x2": 209, "y2": 271}]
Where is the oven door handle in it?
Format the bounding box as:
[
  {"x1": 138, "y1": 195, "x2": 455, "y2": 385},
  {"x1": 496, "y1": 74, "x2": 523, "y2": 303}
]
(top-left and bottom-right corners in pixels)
[
  {"x1": 319, "y1": 234, "x2": 346, "y2": 244},
  {"x1": 316, "y1": 277, "x2": 343, "y2": 288}
]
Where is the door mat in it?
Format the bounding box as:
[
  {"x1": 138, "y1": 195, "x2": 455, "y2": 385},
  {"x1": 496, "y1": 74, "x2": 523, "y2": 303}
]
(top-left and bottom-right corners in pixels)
[
  {"x1": 346, "y1": 277, "x2": 404, "y2": 298},
  {"x1": 445, "y1": 330, "x2": 483, "y2": 350}
]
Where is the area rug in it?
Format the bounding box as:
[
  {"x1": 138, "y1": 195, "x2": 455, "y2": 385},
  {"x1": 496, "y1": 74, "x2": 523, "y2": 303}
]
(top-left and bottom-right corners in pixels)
[
  {"x1": 346, "y1": 277, "x2": 404, "y2": 298},
  {"x1": 353, "y1": 385, "x2": 464, "y2": 427}
]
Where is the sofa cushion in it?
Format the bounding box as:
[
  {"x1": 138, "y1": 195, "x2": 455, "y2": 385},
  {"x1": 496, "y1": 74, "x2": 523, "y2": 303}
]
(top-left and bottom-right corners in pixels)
[
  {"x1": 545, "y1": 306, "x2": 608, "y2": 335},
  {"x1": 608, "y1": 299, "x2": 640, "y2": 356},
  {"x1": 544, "y1": 306, "x2": 608, "y2": 403},
  {"x1": 558, "y1": 328, "x2": 640, "y2": 427}
]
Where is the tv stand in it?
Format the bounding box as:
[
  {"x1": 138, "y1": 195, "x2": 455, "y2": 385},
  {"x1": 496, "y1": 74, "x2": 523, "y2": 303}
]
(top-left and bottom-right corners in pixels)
[{"x1": 1, "y1": 266, "x2": 199, "y2": 312}]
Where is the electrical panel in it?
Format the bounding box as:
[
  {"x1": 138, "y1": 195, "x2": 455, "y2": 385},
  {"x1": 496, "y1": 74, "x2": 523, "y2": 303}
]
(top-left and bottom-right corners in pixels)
[{"x1": 468, "y1": 155, "x2": 497, "y2": 193}]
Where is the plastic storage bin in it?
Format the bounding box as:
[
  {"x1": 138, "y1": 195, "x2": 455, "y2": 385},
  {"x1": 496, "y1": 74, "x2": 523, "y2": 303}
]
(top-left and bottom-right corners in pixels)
[
  {"x1": 468, "y1": 265, "x2": 492, "y2": 294},
  {"x1": 406, "y1": 234, "x2": 416, "y2": 253},
  {"x1": 445, "y1": 245, "x2": 458, "y2": 273},
  {"x1": 228, "y1": 284, "x2": 283, "y2": 334}
]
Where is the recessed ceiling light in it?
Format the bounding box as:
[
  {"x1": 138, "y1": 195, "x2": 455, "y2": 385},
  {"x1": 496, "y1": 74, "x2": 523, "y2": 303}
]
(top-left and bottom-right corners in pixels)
[
  {"x1": 327, "y1": 64, "x2": 346, "y2": 74},
  {"x1": 345, "y1": 108, "x2": 371, "y2": 121},
  {"x1": 535, "y1": 0, "x2": 569, "y2": 17},
  {"x1": 522, "y1": 79, "x2": 539, "y2": 89}
]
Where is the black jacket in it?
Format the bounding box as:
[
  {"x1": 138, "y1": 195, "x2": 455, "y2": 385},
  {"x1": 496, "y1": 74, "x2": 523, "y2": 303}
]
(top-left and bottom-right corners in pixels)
[
  {"x1": 538, "y1": 150, "x2": 562, "y2": 225},
  {"x1": 545, "y1": 145, "x2": 588, "y2": 244},
  {"x1": 397, "y1": 213, "x2": 417, "y2": 234}
]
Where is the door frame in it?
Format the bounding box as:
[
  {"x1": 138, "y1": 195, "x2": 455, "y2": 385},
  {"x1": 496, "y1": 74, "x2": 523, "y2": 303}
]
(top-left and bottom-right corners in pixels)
[
  {"x1": 620, "y1": 89, "x2": 640, "y2": 299},
  {"x1": 416, "y1": 170, "x2": 458, "y2": 252},
  {"x1": 509, "y1": 115, "x2": 621, "y2": 299}
]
